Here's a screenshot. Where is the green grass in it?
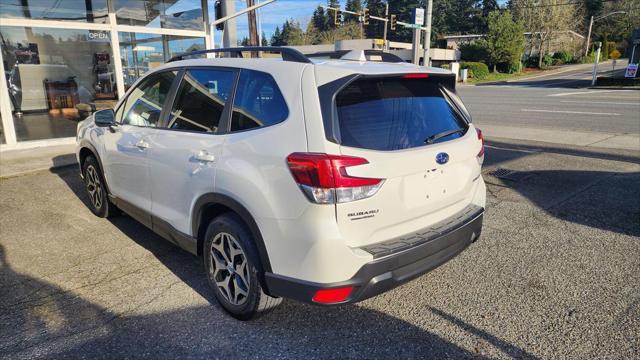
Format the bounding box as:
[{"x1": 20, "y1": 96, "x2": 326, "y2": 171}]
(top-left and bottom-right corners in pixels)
[{"x1": 467, "y1": 71, "x2": 532, "y2": 84}]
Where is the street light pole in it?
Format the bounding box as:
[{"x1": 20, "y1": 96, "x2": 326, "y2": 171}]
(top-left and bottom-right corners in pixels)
[
  {"x1": 585, "y1": 11, "x2": 626, "y2": 56},
  {"x1": 422, "y1": 0, "x2": 432, "y2": 67}
]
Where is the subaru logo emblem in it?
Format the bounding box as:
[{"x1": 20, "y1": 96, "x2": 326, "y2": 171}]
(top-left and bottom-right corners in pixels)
[{"x1": 436, "y1": 152, "x2": 449, "y2": 165}]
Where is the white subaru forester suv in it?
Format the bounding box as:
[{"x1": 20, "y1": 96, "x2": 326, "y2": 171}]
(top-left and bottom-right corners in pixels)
[{"x1": 77, "y1": 47, "x2": 486, "y2": 320}]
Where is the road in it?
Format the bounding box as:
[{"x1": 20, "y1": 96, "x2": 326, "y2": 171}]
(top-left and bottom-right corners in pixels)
[{"x1": 458, "y1": 63, "x2": 640, "y2": 138}]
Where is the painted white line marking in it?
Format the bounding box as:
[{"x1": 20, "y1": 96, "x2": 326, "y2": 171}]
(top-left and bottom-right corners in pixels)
[
  {"x1": 549, "y1": 90, "x2": 634, "y2": 97},
  {"x1": 521, "y1": 109, "x2": 622, "y2": 116},
  {"x1": 560, "y1": 100, "x2": 640, "y2": 106}
]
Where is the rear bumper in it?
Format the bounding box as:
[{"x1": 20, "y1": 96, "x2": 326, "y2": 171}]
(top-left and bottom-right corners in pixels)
[{"x1": 265, "y1": 205, "x2": 484, "y2": 304}]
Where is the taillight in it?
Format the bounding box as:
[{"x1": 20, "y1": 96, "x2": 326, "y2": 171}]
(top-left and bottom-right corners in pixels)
[
  {"x1": 312, "y1": 286, "x2": 353, "y2": 304},
  {"x1": 476, "y1": 127, "x2": 485, "y2": 165},
  {"x1": 403, "y1": 73, "x2": 429, "y2": 79},
  {"x1": 286, "y1": 153, "x2": 385, "y2": 204}
]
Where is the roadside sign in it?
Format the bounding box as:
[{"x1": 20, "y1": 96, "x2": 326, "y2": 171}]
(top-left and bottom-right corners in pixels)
[
  {"x1": 625, "y1": 63, "x2": 638, "y2": 78},
  {"x1": 412, "y1": 8, "x2": 424, "y2": 25},
  {"x1": 404, "y1": 23, "x2": 422, "y2": 29}
]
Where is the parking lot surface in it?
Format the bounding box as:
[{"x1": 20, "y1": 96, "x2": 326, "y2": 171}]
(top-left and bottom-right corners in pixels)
[{"x1": 1, "y1": 139, "x2": 639, "y2": 359}]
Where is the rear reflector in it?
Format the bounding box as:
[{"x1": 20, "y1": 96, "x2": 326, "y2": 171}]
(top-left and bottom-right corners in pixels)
[
  {"x1": 312, "y1": 286, "x2": 353, "y2": 304},
  {"x1": 403, "y1": 73, "x2": 429, "y2": 79},
  {"x1": 287, "y1": 153, "x2": 384, "y2": 204},
  {"x1": 476, "y1": 127, "x2": 485, "y2": 165}
]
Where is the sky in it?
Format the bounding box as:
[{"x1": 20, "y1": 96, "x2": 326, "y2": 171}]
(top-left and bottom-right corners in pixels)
[{"x1": 210, "y1": 0, "x2": 320, "y2": 45}]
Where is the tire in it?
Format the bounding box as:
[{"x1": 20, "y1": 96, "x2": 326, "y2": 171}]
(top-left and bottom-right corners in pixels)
[
  {"x1": 82, "y1": 155, "x2": 118, "y2": 218},
  {"x1": 204, "y1": 213, "x2": 282, "y2": 320}
]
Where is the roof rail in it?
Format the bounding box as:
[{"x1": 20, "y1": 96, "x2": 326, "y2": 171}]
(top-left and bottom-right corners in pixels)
[
  {"x1": 305, "y1": 50, "x2": 405, "y2": 63},
  {"x1": 167, "y1": 46, "x2": 312, "y2": 64}
]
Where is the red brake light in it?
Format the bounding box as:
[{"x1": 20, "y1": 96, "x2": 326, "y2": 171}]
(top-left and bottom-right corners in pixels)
[
  {"x1": 312, "y1": 286, "x2": 353, "y2": 304},
  {"x1": 286, "y1": 153, "x2": 382, "y2": 188},
  {"x1": 403, "y1": 73, "x2": 429, "y2": 79}
]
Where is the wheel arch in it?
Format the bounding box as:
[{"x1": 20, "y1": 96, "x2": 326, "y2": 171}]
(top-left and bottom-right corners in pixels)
[
  {"x1": 193, "y1": 193, "x2": 272, "y2": 275},
  {"x1": 78, "y1": 141, "x2": 111, "y2": 195}
]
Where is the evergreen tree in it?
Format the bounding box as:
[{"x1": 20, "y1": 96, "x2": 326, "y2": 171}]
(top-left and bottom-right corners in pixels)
[
  {"x1": 479, "y1": 0, "x2": 500, "y2": 32},
  {"x1": 270, "y1": 26, "x2": 282, "y2": 46},
  {"x1": 326, "y1": 0, "x2": 341, "y2": 29},
  {"x1": 312, "y1": 5, "x2": 328, "y2": 32},
  {"x1": 485, "y1": 10, "x2": 525, "y2": 72},
  {"x1": 345, "y1": 0, "x2": 363, "y2": 23},
  {"x1": 364, "y1": 0, "x2": 386, "y2": 39}
]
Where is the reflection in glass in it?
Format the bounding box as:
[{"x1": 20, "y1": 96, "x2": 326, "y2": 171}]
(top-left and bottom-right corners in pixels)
[
  {"x1": 168, "y1": 69, "x2": 234, "y2": 132},
  {"x1": 118, "y1": 32, "x2": 205, "y2": 89},
  {"x1": 0, "y1": 26, "x2": 117, "y2": 141},
  {"x1": 113, "y1": 0, "x2": 204, "y2": 30},
  {"x1": 0, "y1": 0, "x2": 108, "y2": 23}
]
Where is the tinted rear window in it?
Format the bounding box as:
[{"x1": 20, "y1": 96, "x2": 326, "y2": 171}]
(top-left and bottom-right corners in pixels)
[{"x1": 335, "y1": 77, "x2": 468, "y2": 151}]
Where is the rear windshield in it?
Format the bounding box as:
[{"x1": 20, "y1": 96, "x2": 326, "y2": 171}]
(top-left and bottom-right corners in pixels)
[{"x1": 335, "y1": 77, "x2": 468, "y2": 151}]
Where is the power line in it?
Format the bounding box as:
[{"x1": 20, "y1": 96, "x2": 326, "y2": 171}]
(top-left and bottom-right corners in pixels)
[{"x1": 513, "y1": 0, "x2": 622, "y2": 10}]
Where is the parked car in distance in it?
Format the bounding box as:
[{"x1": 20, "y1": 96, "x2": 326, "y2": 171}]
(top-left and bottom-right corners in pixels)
[{"x1": 76, "y1": 47, "x2": 486, "y2": 320}]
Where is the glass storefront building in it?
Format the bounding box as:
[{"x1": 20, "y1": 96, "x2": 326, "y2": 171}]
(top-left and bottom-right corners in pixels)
[{"x1": 0, "y1": 0, "x2": 211, "y2": 146}]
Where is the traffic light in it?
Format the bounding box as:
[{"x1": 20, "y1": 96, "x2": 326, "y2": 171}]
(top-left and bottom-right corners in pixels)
[
  {"x1": 214, "y1": 0, "x2": 224, "y2": 30},
  {"x1": 362, "y1": 8, "x2": 369, "y2": 25},
  {"x1": 390, "y1": 14, "x2": 397, "y2": 30},
  {"x1": 334, "y1": 9, "x2": 342, "y2": 26}
]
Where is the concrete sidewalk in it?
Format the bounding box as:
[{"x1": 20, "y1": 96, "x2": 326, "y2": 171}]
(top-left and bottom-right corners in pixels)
[{"x1": 0, "y1": 144, "x2": 76, "y2": 178}]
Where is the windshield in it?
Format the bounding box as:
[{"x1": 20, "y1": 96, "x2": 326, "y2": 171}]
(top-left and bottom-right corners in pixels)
[{"x1": 335, "y1": 77, "x2": 468, "y2": 151}]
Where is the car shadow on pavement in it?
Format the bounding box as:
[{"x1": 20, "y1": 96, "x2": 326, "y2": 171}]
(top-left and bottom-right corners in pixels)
[
  {"x1": 0, "y1": 243, "x2": 534, "y2": 358},
  {"x1": 40, "y1": 163, "x2": 540, "y2": 358},
  {"x1": 482, "y1": 141, "x2": 640, "y2": 237}
]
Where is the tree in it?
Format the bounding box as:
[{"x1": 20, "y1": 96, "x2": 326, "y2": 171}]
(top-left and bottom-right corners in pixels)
[
  {"x1": 345, "y1": 0, "x2": 363, "y2": 23},
  {"x1": 326, "y1": 0, "x2": 341, "y2": 29},
  {"x1": 512, "y1": 0, "x2": 582, "y2": 68},
  {"x1": 485, "y1": 10, "x2": 525, "y2": 72},
  {"x1": 479, "y1": 0, "x2": 500, "y2": 32},
  {"x1": 312, "y1": 5, "x2": 328, "y2": 32},
  {"x1": 364, "y1": 0, "x2": 387, "y2": 39}
]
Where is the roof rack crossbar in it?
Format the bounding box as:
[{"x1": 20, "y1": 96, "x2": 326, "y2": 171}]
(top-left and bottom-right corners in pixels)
[{"x1": 167, "y1": 46, "x2": 312, "y2": 63}]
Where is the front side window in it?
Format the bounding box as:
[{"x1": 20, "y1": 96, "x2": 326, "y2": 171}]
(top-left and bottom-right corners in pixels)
[
  {"x1": 167, "y1": 69, "x2": 234, "y2": 132},
  {"x1": 335, "y1": 77, "x2": 468, "y2": 151},
  {"x1": 121, "y1": 71, "x2": 176, "y2": 127},
  {"x1": 231, "y1": 70, "x2": 288, "y2": 132}
]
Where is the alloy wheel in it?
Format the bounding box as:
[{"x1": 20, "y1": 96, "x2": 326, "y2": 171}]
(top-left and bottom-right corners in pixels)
[
  {"x1": 85, "y1": 165, "x2": 103, "y2": 210},
  {"x1": 209, "y1": 232, "x2": 250, "y2": 305}
]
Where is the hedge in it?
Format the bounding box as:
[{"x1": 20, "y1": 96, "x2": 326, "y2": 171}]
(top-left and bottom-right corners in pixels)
[{"x1": 460, "y1": 61, "x2": 490, "y2": 80}]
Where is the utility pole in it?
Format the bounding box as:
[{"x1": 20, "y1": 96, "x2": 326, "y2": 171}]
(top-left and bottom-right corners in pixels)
[
  {"x1": 383, "y1": 2, "x2": 389, "y2": 50},
  {"x1": 585, "y1": 16, "x2": 594, "y2": 56},
  {"x1": 422, "y1": 0, "x2": 432, "y2": 67},
  {"x1": 592, "y1": 41, "x2": 602, "y2": 86},
  {"x1": 585, "y1": 11, "x2": 626, "y2": 56},
  {"x1": 246, "y1": 0, "x2": 259, "y2": 46}
]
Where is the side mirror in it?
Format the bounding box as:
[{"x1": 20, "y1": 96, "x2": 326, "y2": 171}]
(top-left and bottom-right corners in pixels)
[{"x1": 94, "y1": 109, "x2": 115, "y2": 127}]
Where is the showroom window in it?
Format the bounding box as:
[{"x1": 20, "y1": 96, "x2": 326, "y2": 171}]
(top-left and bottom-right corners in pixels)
[
  {"x1": 0, "y1": 26, "x2": 117, "y2": 142},
  {"x1": 119, "y1": 32, "x2": 205, "y2": 89},
  {"x1": 113, "y1": 0, "x2": 204, "y2": 31},
  {"x1": 0, "y1": 0, "x2": 109, "y2": 23}
]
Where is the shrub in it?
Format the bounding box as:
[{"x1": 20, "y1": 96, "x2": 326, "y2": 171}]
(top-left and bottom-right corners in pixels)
[
  {"x1": 553, "y1": 51, "x2": 573, "y2": 64},
  {"x1": 542, "y1": 54, "x2": 554, "y2": 68},
  {"x1": 459, "y1": 41, "x2": 489, "y2": 63},
  {"x1": 440, "y1": 64, "x2": 451, "y2": 70},
  {"x1": 460, "y1": 61, "x2": 490, "y2": 80}
]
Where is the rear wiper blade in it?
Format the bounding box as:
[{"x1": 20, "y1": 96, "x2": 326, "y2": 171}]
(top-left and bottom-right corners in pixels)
[{"x1": 424, "y1": 128, "x2": 466, "y2": 144}]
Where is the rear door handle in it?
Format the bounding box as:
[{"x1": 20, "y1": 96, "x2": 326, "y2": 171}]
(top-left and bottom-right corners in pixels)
[
  {"x1": 194, "y1": 150, "x2": 215, "y2": 162},
  {"x1": 135, "y1": 140, "x2": 150, "y2": 149}
]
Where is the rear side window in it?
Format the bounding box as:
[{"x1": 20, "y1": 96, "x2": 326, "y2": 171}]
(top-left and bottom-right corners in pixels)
[
  {"x1": 120, "y1": 71, "x2": 177, "y2": 127},
  {"x1": 230, "y1": 70, "x2": 288, "y2": 132},
  {"x1": 167, "y1": 69, "x2": 235, "y2": 132},
  {"x1": 335, "y1": 77, "x2": 468, "y2": 151}
]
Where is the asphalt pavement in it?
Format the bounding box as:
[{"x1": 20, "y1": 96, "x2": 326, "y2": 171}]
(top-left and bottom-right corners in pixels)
[{"x1": 458, "y1": 63, "x2": 640, "y2": 141}]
